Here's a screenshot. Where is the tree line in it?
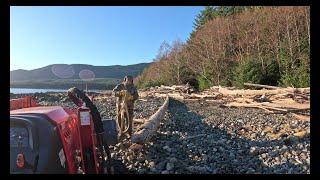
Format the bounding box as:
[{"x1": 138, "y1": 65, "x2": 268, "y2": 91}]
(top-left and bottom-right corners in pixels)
[{"x1": 136, "y1": 6, "x2": 310, "y2": 90}]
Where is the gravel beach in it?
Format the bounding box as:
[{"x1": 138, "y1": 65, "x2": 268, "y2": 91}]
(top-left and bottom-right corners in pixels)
[{"x1": 10, "y1": 92, "x2": 310, "y2": 174}]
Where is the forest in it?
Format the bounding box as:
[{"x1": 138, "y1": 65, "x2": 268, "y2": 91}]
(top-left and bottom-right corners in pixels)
[{"x1": 136, "y1": 6, "x2": 310, "y2": 91}]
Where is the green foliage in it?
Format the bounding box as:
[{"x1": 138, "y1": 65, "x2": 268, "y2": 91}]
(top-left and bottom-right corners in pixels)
[
  {"x1": 219, "y1": 61, "x2": 238, "y2": 87},
  {"x1": 277, "y1": 39, "x2": 310, "y2": 88},
  {"x1": 197, "y1": 72, "x2": 212, "y2": 91},
  {"x1": 261, "y1": 60, "x2": 281, "y2": 86},
  {"x1": 193, "y1": 6, "x2": 218, "y2": 30},
  {"x1": 177, "y1": 64, "x2": 196, "y2": 85},
  {"x1": 193, "y1": 6, "x2": 255, "y2": 32},
  {"x1": 279, "y1": 61, "x2": 310, "y2": 88},
  {"x1": 218, "y1": 6, "x2": 247, "y2": 16},
  {"x1": 233, "y1": 58, "x2": 264, "y2": 88}
]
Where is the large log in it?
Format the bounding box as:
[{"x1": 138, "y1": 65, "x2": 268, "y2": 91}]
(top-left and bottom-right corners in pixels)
[
  {"x1": 131, "y1": 96, "x2": 170, "y2": 144},
  {"x1": 218, "y1": 87, "x2": 309, "y2": 97},
  {"x1": 224, "y1": 100, "x2": 310, "y2": 113},
  {"x1": 243, "y1": 83, "x2": 280, "y2": 89},
  {"x1": 160, "y1": 85, "x2": 176, "y2": 90}
]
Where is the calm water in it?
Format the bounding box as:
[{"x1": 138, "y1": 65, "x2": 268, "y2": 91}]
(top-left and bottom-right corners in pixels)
[{"x1": 10, "y1": 88, "x2": 103, "y2": 94}]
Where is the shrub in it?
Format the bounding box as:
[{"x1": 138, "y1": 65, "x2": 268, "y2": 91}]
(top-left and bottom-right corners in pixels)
[
  {"x1": 279, "y1": 64, "x2": 310, "y2": 88},
  {"x1": 197, "y1": 73, "x2": 212, "y2": 91},
  {"x1": 261, "y1": 60, "x2": 281, "y2": 86},
  {"x1": 220, "y1": 61, "x2": 237, "y2": 87},
  {"x1": 233, "y1": 58, "x2": 264, "y2": 88}
]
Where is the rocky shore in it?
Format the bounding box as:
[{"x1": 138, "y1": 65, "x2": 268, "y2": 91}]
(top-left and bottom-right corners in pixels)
[
  {"x1": 10, "y1": 92, "x2": 310, "y2": 174},
  {"x1": 111, "y1": 99, "x2": 310, "y2": 174}
]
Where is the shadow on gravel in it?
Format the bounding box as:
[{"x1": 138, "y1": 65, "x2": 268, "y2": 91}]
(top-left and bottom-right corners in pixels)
[{"x1": 143, "y1": 99, "x2": 309, "y2": 174}]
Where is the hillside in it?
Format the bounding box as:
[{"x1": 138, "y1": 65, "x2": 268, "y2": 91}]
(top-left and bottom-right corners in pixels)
[
  {"x1": 10, "y1": 63, "x2": 150, "y2": 89},
  {"x1": 10, "y1": 63, "x2": 150, "y2": 81},
  {"x1": 137, "y1": 6, "x2": 310, "y2": 90},
  {"x1": 10, "y1": 78, "x2": 121, "y2": 90}
]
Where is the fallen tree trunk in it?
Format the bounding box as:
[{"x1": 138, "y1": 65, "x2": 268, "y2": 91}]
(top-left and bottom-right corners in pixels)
[
  {"x1": 218, "y1": 87, "x2": 309, "y2": 97},
  {"x1": 224, "y1": 101, "x2": 309, "y2": 113},
  {"x1": 160, "y1": 85, "x2": 176, "y2": 90},
  {"x1": 243, "y1": 83, "x2": 280, "y2": 89},
  {"x1": 131, "y1": 96, "x2": 170, "y2": 144},
  {"x1": 152, "y1": 92, "x2": 185, "y2": 100}
]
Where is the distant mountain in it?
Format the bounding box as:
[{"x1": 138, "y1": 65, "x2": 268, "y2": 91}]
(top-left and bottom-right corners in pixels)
[{"x1": 10, "y1": 63, "x2": 150, "y2": 82}]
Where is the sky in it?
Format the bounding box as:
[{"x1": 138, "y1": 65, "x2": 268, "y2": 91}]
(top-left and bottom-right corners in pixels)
[{"x1": 10, "y1": 6, "x2": 203, "y2": 71}]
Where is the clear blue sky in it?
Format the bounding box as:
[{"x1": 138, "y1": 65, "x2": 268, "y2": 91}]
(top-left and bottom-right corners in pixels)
[{"x1": 10, "y1": 6, "x2": 203, "y2": 71}]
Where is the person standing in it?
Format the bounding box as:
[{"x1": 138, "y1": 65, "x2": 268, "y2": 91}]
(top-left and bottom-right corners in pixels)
[{"x1": 113, "y1": 75, "x2": 139, "y2": 136}]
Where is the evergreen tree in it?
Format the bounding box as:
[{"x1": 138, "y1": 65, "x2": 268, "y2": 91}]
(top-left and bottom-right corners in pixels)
[
  {"x1": 193, "y1": 6, "x2": 218, "y2": 30},
  {"x1": 189, "y1": 6, "x2": 255, "y2": 40}
]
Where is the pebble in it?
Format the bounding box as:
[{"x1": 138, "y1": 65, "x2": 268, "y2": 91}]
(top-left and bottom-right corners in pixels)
[
  {"x1": 166, "y1": 162, "x2": 174, "y2": 171},
  {"x1": 250, "y1": 147, "x2": 257, "y2": 154},
  {"x1": 149, "y1": 161, "x2": 155, "y2": 167},
  {"x1": 261, "y1": 153, "x2": 267, "y2": 159},
  {"x1": 156, "y1": 161, "x2": 166, "y2": 170},
  {"x1": 163, "y1": 145, "x2": 172, "y2": 152},
  {"x1": 169, "y1": 157, "x2": 177, "y2": 163},
  {"x1": 161, "y1": 170, "x2": 169, "y2": 174}
]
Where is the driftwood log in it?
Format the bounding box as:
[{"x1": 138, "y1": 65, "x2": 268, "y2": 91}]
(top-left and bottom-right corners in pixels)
[
  {"x1": 224, "y1": 99, "x2": 310, "y2": 113},
  {"x1": 131, "y1": 96, "x2": 170, "y2": 144},
  {"x1": 218, "y1": 87, "x2": 309, "y2": 97},
  {"x1": 243, "y1": 83, "x2": 280, "y2": 89}
]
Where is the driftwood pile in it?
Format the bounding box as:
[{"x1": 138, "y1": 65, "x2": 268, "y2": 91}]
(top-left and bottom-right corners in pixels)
[
  {"x1": 139, "y1": 83, "x2": 310, "y2": 116},
  {"x1": 125, "y1": 83, "x2": 309, "y2": 144}
]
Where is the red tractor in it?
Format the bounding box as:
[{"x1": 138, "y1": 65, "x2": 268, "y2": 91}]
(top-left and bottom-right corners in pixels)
[{"x1": 10, "y1": 87, "x2": 127, "y2": 174}]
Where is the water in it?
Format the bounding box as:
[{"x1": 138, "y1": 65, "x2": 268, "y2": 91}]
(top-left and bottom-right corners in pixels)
[{"x1": 10, "y1": 88, "x2": 103, "y2": 94}]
